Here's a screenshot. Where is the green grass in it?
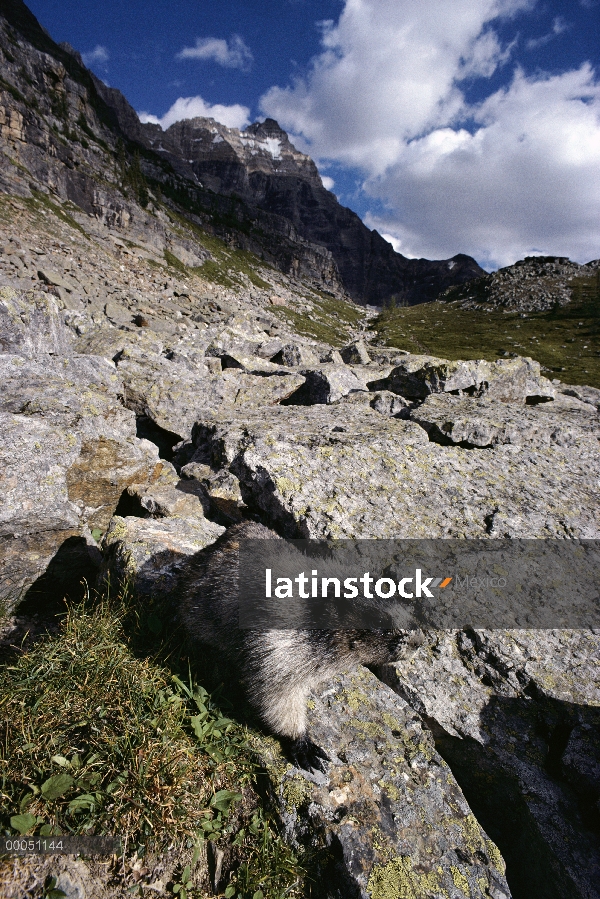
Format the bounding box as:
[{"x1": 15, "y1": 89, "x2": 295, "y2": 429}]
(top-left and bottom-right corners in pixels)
[
  {"x1": 272, "y1": 291, "x2": 366, "y2": 347},
  {"x1": 164, "y1": 248, "x2": 189, "y2": 275},
  {"x1": 372, "y1": 270, "x2": 600, "y2": 388},
  {"x1": 162, "y1": 208, "x2": 273, "y2": 291},
  {"x1": 191, "y1": 233, "x2": 273, "y2": 291},
  {"x1": 20, "y1": 190, "x2": 90, "y2": 239},
  {"x1": 0, "y1": 590, "x2": 308, "y2": 897}
]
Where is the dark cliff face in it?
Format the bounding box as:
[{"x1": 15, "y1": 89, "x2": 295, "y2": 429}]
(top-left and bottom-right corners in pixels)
[
  {"x1": 1, "y1": 0, "x2": 484, "y2": 305},
  {"x1": 142, "y1": 116, "x2": 484, "y2": 305}
]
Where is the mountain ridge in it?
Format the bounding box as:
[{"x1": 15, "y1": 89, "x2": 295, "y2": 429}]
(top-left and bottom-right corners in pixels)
[{"x1": 0, "y1": 0, "x2": 484, "y2": 305}]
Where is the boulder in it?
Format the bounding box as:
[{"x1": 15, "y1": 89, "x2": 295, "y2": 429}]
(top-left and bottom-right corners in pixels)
[
  {"x1": 0, "y1": 285, "x2": 73, "y2": 356},
  {"x1": 110, "y1": 344, "x2": 305, "y2": 440},
  {"x1": 191, "y1": 404, "x2": 429, "y2": 469},
  {"x1": 320, "y1": 347, "x2": 344, "y2": 364},
  {"x1": 0, "y1": 354, "x2": 161, "y2": 610},
  {"x1": 259, "y1": 666, "x2": 510, "y2": 899},
  {"x1": 336, "y1": 389, "x2": 412, "y2": 417},
  {"x1": 411, "y1": 393, "x2": 599, "y2": 448},
  {"x1": 385, "y1": 354, "x2": 555, "y2": 402},
  {"x1": 179, "y1": 465, "x2": 246, "y2": 523},
  {"x1": 270, "y1": 343, "x2": 320, "y2": 367},
  {"x1": 99, "y1": 514, "x2": 224, "y2": 599},
  {"x1": 190, "y1": 403, "x2": 599, "y2": 539},
  {"x1": 381, "y1": 630, "x2": 600, "y2": 899},
  {"x1": 340, "y1": 339, "x2": 371, "y2": 365},
  {"x1": 559, "y1": 383, "x2": 600, "y2": 411},
  {"x1": 283, "y1": 364, "x2": 368, "y2": 405}
]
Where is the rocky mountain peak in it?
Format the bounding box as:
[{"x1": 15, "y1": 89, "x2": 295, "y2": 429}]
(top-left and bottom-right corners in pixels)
[{"x1": 245, "y1": 117, "x2": 288, "y2": 139}]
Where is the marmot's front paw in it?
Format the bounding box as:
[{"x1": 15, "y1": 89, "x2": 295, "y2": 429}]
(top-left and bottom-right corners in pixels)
[{"x1": 284, "y1": 734, "x2": 330, "y2": 773}]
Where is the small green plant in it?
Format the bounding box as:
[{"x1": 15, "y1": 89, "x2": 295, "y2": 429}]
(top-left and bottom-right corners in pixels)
[
  {"x1": 42, "y1": 876, "x2": 67, "y2": 899},
  {"x1": 171, "y1": 863, "x2": 193, "y2": 898}
]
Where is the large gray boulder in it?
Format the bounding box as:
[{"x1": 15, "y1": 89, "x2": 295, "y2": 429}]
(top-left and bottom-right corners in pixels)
[
  {"x1": 381, "y1": 630, "x2": 600, "y2": 899},
  {"x1": 385, "y1": 354, "x2": 555, "y2": 402},
  {"x1": 411, "y1": 392, "x2": 600, "y2": 448},
  {"x1": 0, "y1": 285, "x2": 73, "y2": 356},
  {"x1": 108, "y1": 344, "x2": 305, "y2": 440},
  {"x1": 0, "y1": 354, "x2": 161, "y2": 610},
  {"x1": 190, "y1": 403, "x2": 599, "y2": 539},
  {"x1": 260, "y1": 666, "x2": 510, "y2": 899},
  {"x1": 285, "y1": 364, "x2": 369, "y2": 405},
  {"x1": 99, "y1": 514, "x2": 224, "y2": 599}
]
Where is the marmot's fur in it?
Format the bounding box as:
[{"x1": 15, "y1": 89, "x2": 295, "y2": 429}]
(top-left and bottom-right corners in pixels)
[{"x1": 179, "y1": 521, "x2": 417, "y2": 771}]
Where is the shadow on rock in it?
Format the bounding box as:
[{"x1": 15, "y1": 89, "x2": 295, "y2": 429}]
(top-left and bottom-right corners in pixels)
[{"x1": 428, "y1": 691, "x2": 600, "y2": 899}]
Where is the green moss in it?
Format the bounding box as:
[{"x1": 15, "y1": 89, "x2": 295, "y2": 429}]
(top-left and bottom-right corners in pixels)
[
  {"x1": 339, "y1": 687, "x2": 371, "y2": 711},
  {"x1": 164, "y1": 248, "x2": 188, "y2": 273},
  {"x1": 281, "y1": 775, "x2": 312, "y2": 814},
  {"x1": 372, "y1": 271, "x2": 600, "y2": 388},
  {"x1": 21, "y1": 190, "x2": 89, "y2": 239},
  {"x1": 193, "y1": 258, "x2": 236, "y2": 288},
  {"x1": 0, "y1": 74, "x2": 27, "y2": 104}
]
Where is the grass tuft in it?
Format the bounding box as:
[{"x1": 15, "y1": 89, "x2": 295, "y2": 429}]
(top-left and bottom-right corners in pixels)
[{"x1": 0, "y1": 589, "x2": 309, "y2": 896}]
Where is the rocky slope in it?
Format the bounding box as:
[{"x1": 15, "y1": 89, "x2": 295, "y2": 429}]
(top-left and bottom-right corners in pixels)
[
  {"x1": 1, "y1": 185, "x2": 599, "y2": 898},
  {"x1": 0, "y1": 0, "x2": 483, "y2": 306},
  {"x1": 441, "y1": 255, "x2": 600, "y2": 313}
]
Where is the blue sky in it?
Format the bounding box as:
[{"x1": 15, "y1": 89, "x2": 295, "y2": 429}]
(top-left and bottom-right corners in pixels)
[{"x1": 27, "y1": 0, "x2": 600, "y2": 269}]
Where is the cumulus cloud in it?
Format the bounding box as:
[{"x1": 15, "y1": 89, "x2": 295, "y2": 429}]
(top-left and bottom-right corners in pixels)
[
  {"x1": 260, "y1": 0, "x2": 600, "y2": 267},
  {"x1": 82, "y1": 45, "x2": 109, "y2": 67},
  {"x1": 321, "y1": 175, "x2": 335, "y2": 191},
  {"x1": 138, "y1": 95, "x2": 251, "y2": 131},
  {"x1": 365, "y1": 65, "x2": 600, "y2": 267},
  {"x1": 177, "y1": 35, "x2": 253, "y2": 71}
]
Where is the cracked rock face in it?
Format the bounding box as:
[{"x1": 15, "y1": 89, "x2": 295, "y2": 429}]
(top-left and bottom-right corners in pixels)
[
  {"x1": 411, "y1": 393, "x2": 600, "y2": 448},
  {"x1": 259, "y1": 666, "x2": 510, "y2": 899},
  {"x1": 381, "y1": 630, "x2": 600, "y2": 899},
  {"x1": 99, "y1": 514, "x2": 225, "y2": 600},
  {"x1": 384, "y1": 354, "x2": 555, "y2": 402},
  {"x1": 191, "y1": 403, "x2": 599, "y2": 539},
  {"x1": 0, "y1": 351, "x2": 160, "y2": 609}
]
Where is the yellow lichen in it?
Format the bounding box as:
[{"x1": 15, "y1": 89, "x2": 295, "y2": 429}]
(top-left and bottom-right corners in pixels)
[
  {"x1": 367, "y1": 857, "x2": 441, "y2": 899},
  {"x1": 450, "y1": 865, "x2": 470, "y2": 896},
  {"x1": 484, "y1": 838, "x2": 506, "y2": 874}
]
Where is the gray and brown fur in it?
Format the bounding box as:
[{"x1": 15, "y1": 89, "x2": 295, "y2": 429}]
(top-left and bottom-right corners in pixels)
[{"x1": 179, "y1": 521, "x2": 418, "y2": 770}]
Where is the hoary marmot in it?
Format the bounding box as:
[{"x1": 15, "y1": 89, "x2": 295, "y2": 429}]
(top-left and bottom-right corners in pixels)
[{"x1": 179, "y1": 520, "x2": 417, "y2": 771}]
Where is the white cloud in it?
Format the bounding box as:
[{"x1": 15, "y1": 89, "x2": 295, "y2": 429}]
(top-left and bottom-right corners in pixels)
[
  {"x1": 138, "y1": 96, "x2": 251, "y2": 131},
  {"x1": 260, "y1": 0, "x2": 600, "y2": 267},
  {"x1": 321, "y1": 175, "x2": 335, "y2": 190},
  {"x1": 365, "y1": 65, "x2": 600, "y2": 267},
  {"x1": 261, "y1": 0, "x2": 530, "y2": 173},
  {"x1": 82, "y1": 45, "x2": 109, "y2": 67},
  {"x1": 177, "y1": 35, "x2": 253, "y2": 71}
]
